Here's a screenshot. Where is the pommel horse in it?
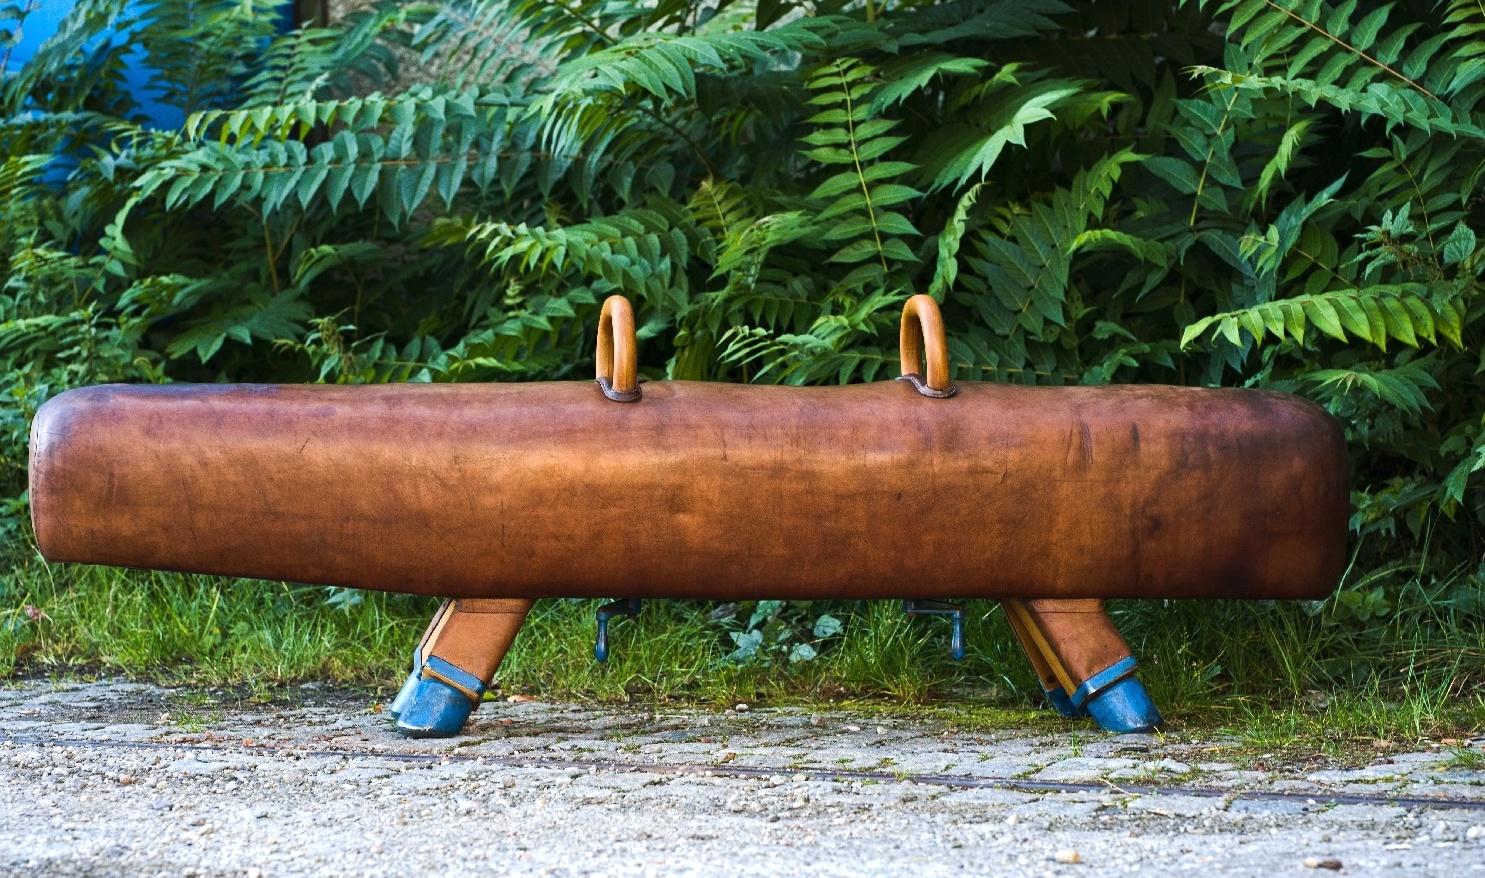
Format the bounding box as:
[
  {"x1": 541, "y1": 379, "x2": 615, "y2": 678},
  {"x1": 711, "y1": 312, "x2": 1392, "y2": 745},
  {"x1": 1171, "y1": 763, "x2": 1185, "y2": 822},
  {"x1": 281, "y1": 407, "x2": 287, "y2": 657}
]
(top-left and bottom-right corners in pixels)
[{"x1": 28, "y1": 295, "x2": 1348, "y2": 736}]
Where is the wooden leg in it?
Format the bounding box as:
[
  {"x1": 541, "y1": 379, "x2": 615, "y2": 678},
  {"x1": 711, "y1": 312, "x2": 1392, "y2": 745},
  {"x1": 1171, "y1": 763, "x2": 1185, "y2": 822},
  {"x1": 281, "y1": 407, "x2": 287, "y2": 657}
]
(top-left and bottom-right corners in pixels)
[
  {"x1": 1003, "y1": 602, "x2": 1083, "y2": 718},
  {"x1": 1002, "y1": 598, "x2": 1162, "y2": 733},
  {"x1": 395, "y1": 598, "x2": 534, "y2": 738}
]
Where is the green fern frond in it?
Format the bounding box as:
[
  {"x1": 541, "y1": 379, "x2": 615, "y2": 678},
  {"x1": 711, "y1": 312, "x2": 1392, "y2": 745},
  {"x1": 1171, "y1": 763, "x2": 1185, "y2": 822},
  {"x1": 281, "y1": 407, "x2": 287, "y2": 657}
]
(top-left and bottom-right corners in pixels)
[
  {"x1": 240, "y1": 4, "x2": 414, "y2": 107},
  {"x1": 926, "y1": 74, "x2": 1086, "y2": 191},
  {"x1": 149, "y1": 91, "x2": 518, "y2": 222},
  {"x1": 134, "y1": 0, "x2": 287, "y2": 114},
  {"x1": 1190, "y1": 67, "x2": 1483, "y2": 138},
  {"x1": 929, "y1": 181, "x2": 987, "y2": 300},
  {"x1": 444, "y1": 206, "x2": 694, "y2": 304},
  {"x1": 801, "y1": 58, "x2": 920, "y2": 290},
  {"x1": 1304, "y1": 360, "x2": 1440, "y2": 416},
  {"x1": 540, "y1": 16, "x2": 838, "y2": 105},
  {"x1": 1211, "y1": 0, "x2": 1439, "y2": 99},
  {"x1": 1180, "y1": 284, "x2": 1463, "y2": 351},
  {"x1": 870, "y1": 53, "x2": 990, "y2": 111},
  {"x1": 718, "y1": 289, "x2": 903, "y2": 385},
  {"x1": 962, "y1": 150, "x2": 1140, "y2": 335},
  {"x1": 890, "y1": 0, "x2": 1070, "y2": 47},
  {"x1": 164, "y1": 289, "x2": 312, "y2": 363},
  {"x1": 409, "y1": 1, "x2": 559, "y2": 89}
]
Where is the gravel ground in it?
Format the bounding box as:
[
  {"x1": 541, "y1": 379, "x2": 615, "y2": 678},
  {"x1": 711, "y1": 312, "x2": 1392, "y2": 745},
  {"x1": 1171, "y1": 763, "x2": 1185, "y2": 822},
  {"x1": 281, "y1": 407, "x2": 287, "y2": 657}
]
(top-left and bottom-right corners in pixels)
[{"x1": 1, "y1": 679, "x2": 1483, "y2": 877}]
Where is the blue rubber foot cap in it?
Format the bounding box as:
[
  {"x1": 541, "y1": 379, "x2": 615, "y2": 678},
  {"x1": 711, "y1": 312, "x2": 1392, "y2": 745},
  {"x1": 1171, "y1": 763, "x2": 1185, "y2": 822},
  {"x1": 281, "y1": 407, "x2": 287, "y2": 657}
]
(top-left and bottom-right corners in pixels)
[
  {"x1": 1044, "y1": 686, "x2": 1084, "y2": 718},
  {"x1": 387, "y1": 670, "x2": 421, "y2": 721},
  {"x1": 395, "y1": 676, "x2": 476, "y2": 738},
  {"x1": 1085, "y1": 675, "x2": 1163, "y2": 734}
]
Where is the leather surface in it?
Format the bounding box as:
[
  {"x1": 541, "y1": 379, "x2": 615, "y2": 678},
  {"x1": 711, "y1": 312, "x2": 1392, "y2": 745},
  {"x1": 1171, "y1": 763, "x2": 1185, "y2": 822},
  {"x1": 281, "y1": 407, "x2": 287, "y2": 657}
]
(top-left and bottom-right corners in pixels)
[{"x1": 29, "y1": 379, "x2": 1348, "y2": 600}]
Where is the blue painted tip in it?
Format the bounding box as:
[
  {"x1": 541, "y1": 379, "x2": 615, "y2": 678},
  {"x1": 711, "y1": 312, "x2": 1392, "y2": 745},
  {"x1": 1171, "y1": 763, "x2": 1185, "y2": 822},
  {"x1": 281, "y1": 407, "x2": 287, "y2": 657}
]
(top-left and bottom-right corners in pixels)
[
  {"x1": 394, "y1": 676, "x2": 477, "y2": 738},
  {"x1": 1084, "y1": 675, "x2": 1163, "y2": 734},
  {"x1": 387, "y1": 669, "x2": 421, "y2": 720},
  {"x1": 1043, "y1": 686, "x2": 1085, "y2": 718}
]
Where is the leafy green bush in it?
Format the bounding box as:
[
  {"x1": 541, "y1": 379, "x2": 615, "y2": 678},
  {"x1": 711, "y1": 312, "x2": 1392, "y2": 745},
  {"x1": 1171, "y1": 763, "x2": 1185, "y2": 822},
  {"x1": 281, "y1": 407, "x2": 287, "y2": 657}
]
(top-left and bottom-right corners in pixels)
[{"x1": 1, "y1": 0, "x2": 1481, "y2": 682}]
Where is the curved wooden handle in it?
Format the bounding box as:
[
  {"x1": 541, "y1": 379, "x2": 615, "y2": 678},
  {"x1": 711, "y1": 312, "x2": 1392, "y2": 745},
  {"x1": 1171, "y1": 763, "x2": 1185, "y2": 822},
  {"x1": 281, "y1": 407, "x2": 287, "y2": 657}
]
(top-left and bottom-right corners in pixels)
[
  {"x1": 596, "y1": 295, "x2": 641, "y2": 402},
  {"x1": 899, "y1": 294, "x2": 956, "y2": 398}
]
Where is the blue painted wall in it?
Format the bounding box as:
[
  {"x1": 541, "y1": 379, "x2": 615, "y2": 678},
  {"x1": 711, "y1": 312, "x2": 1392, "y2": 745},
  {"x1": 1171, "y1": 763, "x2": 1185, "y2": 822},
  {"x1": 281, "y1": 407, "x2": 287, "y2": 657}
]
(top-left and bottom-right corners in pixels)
[
  {"x1": 5, "y1": 3, "x2": 185, "y2": 129},
  {"x1": 4, "y1": 2, "x2": 297, "y2": 130}
]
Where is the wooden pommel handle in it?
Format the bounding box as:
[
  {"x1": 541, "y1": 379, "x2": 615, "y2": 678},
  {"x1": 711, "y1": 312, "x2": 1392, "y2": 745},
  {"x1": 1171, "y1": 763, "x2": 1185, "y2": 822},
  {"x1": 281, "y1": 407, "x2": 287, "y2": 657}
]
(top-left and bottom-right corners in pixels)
[
  {"x1": 899, "y1": 294, "x2": 956, "y2": 399},
  {"x1": 596, "y1": 295, "x2": 641, "y2": 402}
]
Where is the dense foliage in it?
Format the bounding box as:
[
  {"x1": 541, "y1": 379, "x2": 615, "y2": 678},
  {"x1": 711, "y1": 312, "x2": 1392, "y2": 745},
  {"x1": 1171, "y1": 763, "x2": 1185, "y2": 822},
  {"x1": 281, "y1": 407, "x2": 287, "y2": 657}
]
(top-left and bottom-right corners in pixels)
[{"x1": 1, "y1": 0, "x2": 1481, "y2": 669}]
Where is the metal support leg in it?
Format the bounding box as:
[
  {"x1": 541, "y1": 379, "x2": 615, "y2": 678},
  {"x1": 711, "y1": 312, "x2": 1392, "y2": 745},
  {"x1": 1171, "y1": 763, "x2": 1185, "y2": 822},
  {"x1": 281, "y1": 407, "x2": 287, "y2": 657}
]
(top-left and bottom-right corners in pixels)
[
  {"x1": 395, "y1": 598, "x2": 534, "y2": 738},
  {"x1": 903, "y1": 600, "x2": 966, "y2": 660},
  {"x1": 594, "y1": 598, "x2": 641, "y2": 662},
  {"x1": 1001, "y1": 598, "x2": 1161, "y2": 733}
]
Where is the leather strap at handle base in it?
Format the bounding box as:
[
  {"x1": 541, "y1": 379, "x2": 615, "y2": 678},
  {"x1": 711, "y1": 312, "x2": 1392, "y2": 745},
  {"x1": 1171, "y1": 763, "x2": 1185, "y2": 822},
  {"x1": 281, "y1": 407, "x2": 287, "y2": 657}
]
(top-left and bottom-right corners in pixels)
[
  {"x1": 596, "y1": 376, "x2": 642, "y2": 403},
  {"x1": 896, "y1": 373, "x2": 956, "y2": 399},
  {"x1": 899, "y1": 294, "x2": 956, "y2": 399},
  {"x1": 596, "y1": 295, "x2": 641, "y2": 402}
]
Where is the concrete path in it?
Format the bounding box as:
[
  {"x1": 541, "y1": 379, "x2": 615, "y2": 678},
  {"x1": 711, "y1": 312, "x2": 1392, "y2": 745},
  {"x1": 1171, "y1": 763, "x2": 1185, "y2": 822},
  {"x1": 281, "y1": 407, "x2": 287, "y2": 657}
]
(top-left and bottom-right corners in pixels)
[{"x1": 1, "y1": 680, "x2": 1482, "y2": 876}]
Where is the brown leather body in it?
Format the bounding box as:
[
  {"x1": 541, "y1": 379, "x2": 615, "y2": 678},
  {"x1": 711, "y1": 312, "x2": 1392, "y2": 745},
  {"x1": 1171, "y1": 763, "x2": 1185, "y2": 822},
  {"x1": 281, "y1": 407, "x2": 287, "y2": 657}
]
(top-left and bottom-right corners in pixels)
[{"x1": 29, "y1": 379, "x2": 1348, "y2": 600}]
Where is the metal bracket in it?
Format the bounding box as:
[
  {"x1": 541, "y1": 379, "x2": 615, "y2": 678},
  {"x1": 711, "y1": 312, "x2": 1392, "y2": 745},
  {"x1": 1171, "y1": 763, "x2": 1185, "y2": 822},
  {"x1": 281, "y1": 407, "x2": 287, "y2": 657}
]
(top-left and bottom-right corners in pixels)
[
  {"x1": 903, "y1": 600, "x2": 965, "y2": 660},
  {"x1": 594, "y1": 598, "x2": 642, "y2": 662}
]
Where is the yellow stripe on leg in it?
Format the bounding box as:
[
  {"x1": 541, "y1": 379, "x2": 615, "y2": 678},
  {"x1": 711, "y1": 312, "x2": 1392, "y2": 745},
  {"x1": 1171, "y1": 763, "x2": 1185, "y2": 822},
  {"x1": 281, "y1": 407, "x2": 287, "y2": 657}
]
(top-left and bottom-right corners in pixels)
[{"x1": 1004, "y1": 599, "x2": 1077, "y2": 695}]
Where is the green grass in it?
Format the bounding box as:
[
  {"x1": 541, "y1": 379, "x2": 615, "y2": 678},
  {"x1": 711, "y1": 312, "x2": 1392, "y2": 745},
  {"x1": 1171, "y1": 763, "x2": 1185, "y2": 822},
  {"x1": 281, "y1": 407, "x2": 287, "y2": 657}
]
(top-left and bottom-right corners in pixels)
[
  {"x1": 1444, "y1": 748, "x2": 1485, "y2": 770},
  {"x1": 1, "y1": 561, "x2": 420, "y2": 684},
  {"x1": 2, "y1": 554, "x2": 1482, "y2": 746}
]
